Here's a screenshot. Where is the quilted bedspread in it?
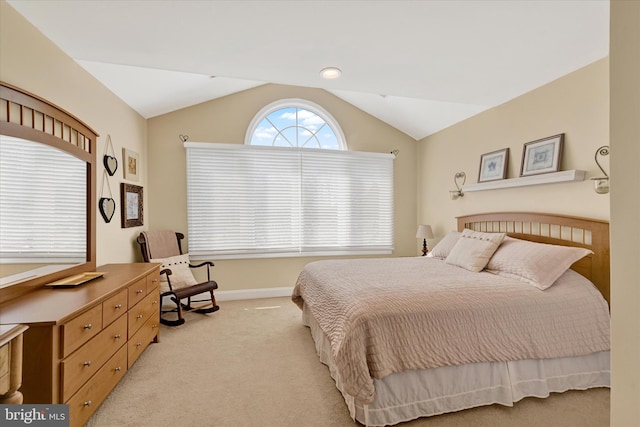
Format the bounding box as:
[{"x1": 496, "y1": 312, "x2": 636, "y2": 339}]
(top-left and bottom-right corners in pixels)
[{"x1": 291, "y1": 257, "x2": 610, "y2": 404}]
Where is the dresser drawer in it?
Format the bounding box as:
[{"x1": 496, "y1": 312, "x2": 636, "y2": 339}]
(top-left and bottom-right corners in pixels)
[
  {"x1": 61, "y1": 305, "x2": 103, "y2": 358},
  {"x1": 102, "y1": 289, "x2": 128, "y2": 326},
  {"x1": 128, "y1": 315, "x2": 159, "y2": 369},
  {"x1": 147, "y1": 269, "x2": 160, "y2": 292},
  {"x1": 127, "y1": 290, "x2": 159, "y2": 338},
  {"x1": 66, "y1": 345, "x2": 127, "y2": 427},
  {"x1": 127, "y1": 277, "x2": 147, "y2": 309},
  {"x1": 60, "y1": 315, "x2": 127, "y2": 402}
]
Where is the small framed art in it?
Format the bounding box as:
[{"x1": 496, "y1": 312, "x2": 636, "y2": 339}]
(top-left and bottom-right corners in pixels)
[
  {"x1": 478, "y1": 148, "x2": 509, "y2": 183},
  {"x1": 520, "y1": 134, "x2": 564, "y2": 177},
  {"x1": 122, "y1": 148, "x2": 140, "y2": 181},
  {"x1": 121, "y1": 183, "x2": 143, "y2": 228}
]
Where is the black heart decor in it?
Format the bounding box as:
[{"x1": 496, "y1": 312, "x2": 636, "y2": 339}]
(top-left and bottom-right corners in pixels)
[
  {"x1": 103, "y1": 155, "x2": 118, "y2": 176},
  {"x1": 99, "y1": 197, "x2": 116, "y2": 223}
]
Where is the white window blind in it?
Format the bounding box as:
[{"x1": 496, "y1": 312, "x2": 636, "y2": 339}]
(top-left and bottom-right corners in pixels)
[
  {"x1": 185, "y1": 142, "x2": 394, "y2": 258},
  {"x1": 0, "y1": 136, "x2": 86, "y2": 262}
]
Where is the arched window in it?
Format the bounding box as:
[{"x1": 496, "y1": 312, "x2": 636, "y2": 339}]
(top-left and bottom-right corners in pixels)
[
  {"x1": 245, "y1": 99, "x2": 346, "y2": 150},
  {"x1": 185, "y1": 99, "x2": 393, "y2": 259}
]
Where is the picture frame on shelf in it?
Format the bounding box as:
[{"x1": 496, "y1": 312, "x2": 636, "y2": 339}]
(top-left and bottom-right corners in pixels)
[
  {"x1": 121, "y1": 183, "x2": 143, "y2": 228},
  {"x1": 520, "y1": 134, "x2": 564, "y2": 177},
  {"x1": 122, "y1": 148, "x2": 140, "y2": 181},
  {"x1": 478, "y1": 148, "x2": 509, "y2": 183}
]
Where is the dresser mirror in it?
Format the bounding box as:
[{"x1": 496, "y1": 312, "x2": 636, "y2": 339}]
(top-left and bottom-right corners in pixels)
[{"x1": 0, "y1": 82, "x2": 97, "y2": 301}]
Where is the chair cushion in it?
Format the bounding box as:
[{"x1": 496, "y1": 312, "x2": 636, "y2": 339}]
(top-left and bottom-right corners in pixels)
[{"x1": 150, "y1": 253, "x2": 198, "y2": 292}]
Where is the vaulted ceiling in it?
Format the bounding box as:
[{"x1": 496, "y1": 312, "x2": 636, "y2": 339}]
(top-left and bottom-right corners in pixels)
[{"x1": 7, "y1": 0, "x2": 609, "y2": 140}]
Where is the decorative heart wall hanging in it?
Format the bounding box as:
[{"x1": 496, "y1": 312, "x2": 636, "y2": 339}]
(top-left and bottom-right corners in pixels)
[
  {"x1": 103, "y1": 155, "x2": 118, "y2": 176},
  {"x1": 103, "y1": 135, "x2": 118, "y2": 176},
  {"x1": 99, "y1": 169, "x2": 115, "y2": 223},
  {"x1": 99, "y1": 197, "x2": 116, "y2": 223}
]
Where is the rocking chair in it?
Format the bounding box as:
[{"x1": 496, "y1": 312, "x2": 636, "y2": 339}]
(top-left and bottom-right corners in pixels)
[{"x1": 137, "y1": 231, "x2": 219, "y2": 326}]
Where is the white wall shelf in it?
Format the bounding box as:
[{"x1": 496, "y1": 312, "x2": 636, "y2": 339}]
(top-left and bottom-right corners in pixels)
[{"x1": 463, "y1": 170, "x2": 586, "y2": 192}]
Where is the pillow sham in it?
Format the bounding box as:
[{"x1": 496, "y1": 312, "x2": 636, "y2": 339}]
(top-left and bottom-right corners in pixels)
[
  {"x1": 485, "y1": 237, "x2": 593, "y2": 290},
  {"x1": 426, "y1": 231, "x2": 460, "y2": 259},
  {"x1": 150, "y1": 253, "x2": 197, "y2": 292},
  {"x1": 445, "y1": 229, "x2": 506, "y2": 272}
]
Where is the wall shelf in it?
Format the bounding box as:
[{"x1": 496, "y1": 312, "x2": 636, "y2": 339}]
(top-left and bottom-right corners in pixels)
[{"x1": 463, "y1": 170, "x2": 586, "y2": 192}]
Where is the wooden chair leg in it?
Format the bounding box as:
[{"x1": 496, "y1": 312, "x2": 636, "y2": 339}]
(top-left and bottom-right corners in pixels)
[
  {"x1": 176, "y1": 297, "x2": 185, "y2": 324},
  {"x1": 194, "y1": 290, "x2": 219, "y2": 314},
  {"x1": 160, "y1": 294, "x2": 186, "y2": 326}
]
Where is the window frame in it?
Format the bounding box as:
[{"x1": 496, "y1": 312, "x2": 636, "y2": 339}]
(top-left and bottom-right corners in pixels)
[{"x1": 245, "y1": 98, "x2": 347, "y2": 150}]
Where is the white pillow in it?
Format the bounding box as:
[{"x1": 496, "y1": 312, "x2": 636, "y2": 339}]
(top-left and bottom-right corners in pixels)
[
  {"x1": 486, "y1": 237, "x2": 593, "y2": 290},
  {"x1": 150, "y1": 253, "x2": 197, "y2": 292},
  {"x1": 427, "y1": 231, "x2": 460, "y2": 259},
  {"x1": 445, "y1": 229, "x2": 506, "y2": 272}
]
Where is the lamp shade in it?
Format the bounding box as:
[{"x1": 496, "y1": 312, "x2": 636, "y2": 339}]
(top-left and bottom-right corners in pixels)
[{"x1": 416, "y1": 225, "x2": 434, "y2": 239}]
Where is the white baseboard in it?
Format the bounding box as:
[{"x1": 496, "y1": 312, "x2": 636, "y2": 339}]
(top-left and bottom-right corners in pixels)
[{"x1": 215, "y1": 287, "x2": 294, "y2": 301}]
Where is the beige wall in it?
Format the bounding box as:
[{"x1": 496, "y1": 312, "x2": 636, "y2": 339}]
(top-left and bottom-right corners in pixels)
[
  {"x1": 610, "y1": 1, "x2": 640, "y2": 425},
  {"x1": 0, "y1": 0, "x2": 149, "y2": 268},
  {"x1": 147, "y1": 84, "x2": 417, "y2": 290},
  {"x1": 417, "y1": 58, "x2": 610, "y2": 240}
]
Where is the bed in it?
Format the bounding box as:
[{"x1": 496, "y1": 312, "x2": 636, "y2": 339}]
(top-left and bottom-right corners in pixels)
[{"x1": 291, "y1": 212, "x2": 610, "y2": 427}]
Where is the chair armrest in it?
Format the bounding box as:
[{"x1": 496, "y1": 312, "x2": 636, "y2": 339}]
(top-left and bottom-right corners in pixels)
[
  {"x1": 160, "y1": 268, "x2": 175, "y2": 291},
  {"x1": 189, "y1": 261, "x2": 214, "y2": 282},
  {"x1": 189, "y1": 261, "x2": 214, "y2": 268}
]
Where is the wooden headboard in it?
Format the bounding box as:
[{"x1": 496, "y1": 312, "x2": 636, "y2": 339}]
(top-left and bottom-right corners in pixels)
[{"x1": 457, "y1": 212, "x2": 610, "y2": 303}]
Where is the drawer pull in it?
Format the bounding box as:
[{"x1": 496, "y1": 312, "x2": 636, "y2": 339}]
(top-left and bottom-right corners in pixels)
[
  {"x1": 137, "y1": 314, "x2": 144, "y2": 319},
  {"x1": 152, "y1": 278, "x2": 159, "y2": 283},
  {"x1": 83, "y1": 361, "x2": 92, "y2": 367},
  {"x1": 152, "y1": 300, "x2": 158, "y2": 305},
  {"x1": 136, "y1": 289, "x2": 144, "y2": 294},
  {"x1": 115, "y1": 367, "x2": 122, "y2": 372},
  {"x1": 84, "y1": 401, "x2": 92, "y2": 407},
  {"x1": 152, "y1": 324, "x2": 158, "y2": 329},
  {"x1": 83, "y1": 323, "x2": 93, "y2": 330},
  {"x1": 136, "y1": 342, "x2": 142, "y2": 347},
  {"x1": 114, "y1": 304, "x2": 123, "y2": 309},
  {"x1": 114, "y1": 334, "x2": 122, "y2": 340}
]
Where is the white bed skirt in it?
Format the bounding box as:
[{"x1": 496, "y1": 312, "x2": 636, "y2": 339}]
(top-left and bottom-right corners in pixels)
[{"x1": 302, "y1": 305, "x2": 610, "y2": 427}]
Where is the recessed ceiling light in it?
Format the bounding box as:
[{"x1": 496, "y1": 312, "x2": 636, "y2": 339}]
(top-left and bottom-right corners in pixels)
[{"x1": 320, "y1": 67, "x2": 342, "y2": 79}]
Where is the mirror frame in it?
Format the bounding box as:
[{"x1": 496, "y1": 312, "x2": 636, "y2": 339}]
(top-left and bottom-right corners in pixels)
[{"x1": 0, "y1": 82, "x2": 97, "y2": 302}]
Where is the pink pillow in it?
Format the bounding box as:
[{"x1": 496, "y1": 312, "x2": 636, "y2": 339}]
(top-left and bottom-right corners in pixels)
[
  {"x1": 486, "y1": 237, "x2": 593, "y2": 290},
  {"x1": 427, "y1": 231, "x2": 460, "y2": 259}
]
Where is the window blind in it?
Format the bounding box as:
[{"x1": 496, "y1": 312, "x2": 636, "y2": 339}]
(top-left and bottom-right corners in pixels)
[
  {"x1": 185, "y1": 142, "x2": 394, "y2": 259},
  {"x1": 0, "y1": 136, "x2": 86, "y2": 262}
]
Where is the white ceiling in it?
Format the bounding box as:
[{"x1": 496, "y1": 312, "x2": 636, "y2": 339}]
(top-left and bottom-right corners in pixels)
[{"x1": 7, "y1": 0, "x2": 609, "y2": 140}]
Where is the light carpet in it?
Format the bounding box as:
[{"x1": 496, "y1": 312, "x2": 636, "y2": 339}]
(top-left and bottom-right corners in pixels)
[{"x1": 86, "y1": 297, "x2": 609, "y2": 427}]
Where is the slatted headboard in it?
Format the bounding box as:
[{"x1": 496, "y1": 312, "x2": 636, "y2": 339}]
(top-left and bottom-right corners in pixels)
[{"x1": 457, "y1": 212, "x2": 610, "y2": 303}]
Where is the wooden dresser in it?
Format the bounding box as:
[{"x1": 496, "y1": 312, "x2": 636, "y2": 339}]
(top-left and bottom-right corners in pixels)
[
  {"x1": 0, "y1": 263, "x2": 160, "y2": 427},
  {"x1": 0, "y1": 324, "x2": 28, "y2": 404}
]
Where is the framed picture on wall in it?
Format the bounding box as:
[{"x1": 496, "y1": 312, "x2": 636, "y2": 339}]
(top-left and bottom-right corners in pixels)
[
  {"x1": 520, "y1": 134, "x2": 564, "y2": 177},
  {"x1": 121, "y1": 183, "x2": 143, "y2": 228},
  {"x1": 478, "y1": 148, "x2": 509, "y2": 183},
  {"x1": 122, "y1": 148, "x2": 140, "y2": 181}
]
